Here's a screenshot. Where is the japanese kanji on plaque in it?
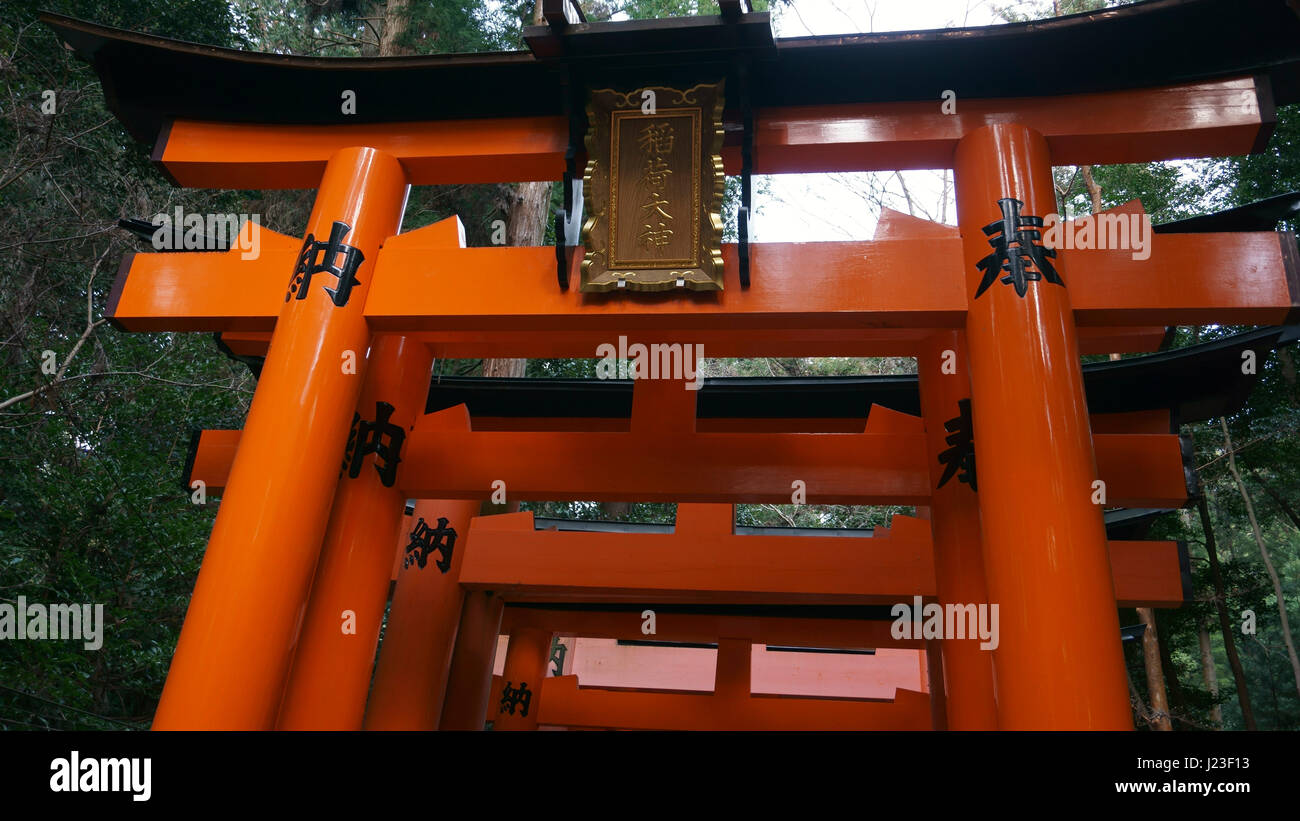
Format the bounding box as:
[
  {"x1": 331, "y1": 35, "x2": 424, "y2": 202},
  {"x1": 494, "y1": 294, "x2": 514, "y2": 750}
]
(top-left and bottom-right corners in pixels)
[{"x1": 580, "y1": 82, "x2": 725, "y2": 292}]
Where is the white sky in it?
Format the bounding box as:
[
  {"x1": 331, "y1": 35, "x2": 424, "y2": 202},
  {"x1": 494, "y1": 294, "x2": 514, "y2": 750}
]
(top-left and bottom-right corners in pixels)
[
  {"x1": 754, "y1": 0, "x2": 1011, "y2": 241},
  {"x1": 773, "y1": 0, "x2": 1005, "y2": 36}
]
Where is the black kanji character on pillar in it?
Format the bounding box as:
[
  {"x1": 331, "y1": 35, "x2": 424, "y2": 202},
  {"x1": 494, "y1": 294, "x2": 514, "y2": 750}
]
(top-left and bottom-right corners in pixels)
[
  {"x1": 403, "y1": 516, "x2": 457, "y2": 572},
  {"x1": 974, "y1": 198, "x2": 1063, "y2": 299},
  {"x1": 342, "y1": 401, "x2": 405, "y2": 487},
  {"x1": 499, "y1": 681, "x2": 532, "y2": 717},
  {"x1": 285, "y1": 220, "x2": 365, "y2": 307},
  {"x1": 548, "y1": 637, "x2": 567, "y2": 676},
  {"x1": 937, "y1": 397, "x2": 977, "y2": 491}
]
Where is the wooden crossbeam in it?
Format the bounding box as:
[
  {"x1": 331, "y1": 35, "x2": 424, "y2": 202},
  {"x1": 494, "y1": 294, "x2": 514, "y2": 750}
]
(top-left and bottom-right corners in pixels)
[
  {"x1": 150, "y1": 77, "x2": 1266, "y2": 188},
  {"x1": 107, "y1": 221, "x2": 300, "y2": 332},
  {"x1": 183, "y1": 430, "x2": 240, "y2": 494},
  {"x1": 154, "y1": 117, "x2": 568, "y2": 189},
  {"x1": 366, "y1": 234, "x2": 1297, "y2": 333},
  {"x1": 501, "y1": 606, "x2": 921, "y2": 649},
  {"x1": 464, "y1": 507, "x2": 935, "y2": 605},
  {"x1": 396, "y1": 408, "x2": 1191, "y2": 506},
  {"x1": 213, "y1": 326, "x2": 1169, "y2": 359},
  {"x1": 461, "y1": 508, "x2": 1188, "y2": 608},
  {"x1": 184, "y1": 407, "x2": 1193, "y2": 507},
  {"x1": 469, "y1": 407, "x2": 1174, "y2": 434},
  {"x1": 722, "y1": 77, "x2": 1268, "y2": 175},
  {"x1": 215, "y1": 331, "x2": 272, "y2": 358},
  {"x1": 109, "y1": 231, "x2": 1298, "y2": 354}
]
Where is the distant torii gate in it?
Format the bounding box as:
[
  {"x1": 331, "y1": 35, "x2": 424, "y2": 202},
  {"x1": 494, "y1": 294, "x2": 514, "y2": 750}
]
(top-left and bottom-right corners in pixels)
[{"x1": 44, "y1": 0, "x2": 1300, "y2": 730}]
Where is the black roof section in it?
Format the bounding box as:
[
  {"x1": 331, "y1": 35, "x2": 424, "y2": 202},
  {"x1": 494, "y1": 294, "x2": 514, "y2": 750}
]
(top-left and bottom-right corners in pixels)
[
  {"x1": 42, "y1": 0, "x2": 1300, "y2": 146},
  {"x1": 1102, "y1": 508, "x2": 1175, "y2": 540},
  {"x1": 426, "y1": 325, "x2": 1300, "y2": 428},
  {"x1": 1153, "y1": 192, "x2": 1300, "y2": 234}
]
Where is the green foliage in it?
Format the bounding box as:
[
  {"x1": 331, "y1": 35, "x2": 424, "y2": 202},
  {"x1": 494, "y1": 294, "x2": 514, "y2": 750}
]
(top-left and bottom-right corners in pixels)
[
  {"x1": 1055, "y1": 161, "x2": 1214, "y2": 224},
  {"x1": 996, "y1": 0, "x2": 1137, "y2": 24},
  {"x1": 2, "y1": 0, "x2": 252, "y2": 729},
  {"x1": 522, "y1": 501, "x2": 675, "y2": 522},
  {"x1": 1208, "y1": 104, "x2": 1300, "y2": 228}
]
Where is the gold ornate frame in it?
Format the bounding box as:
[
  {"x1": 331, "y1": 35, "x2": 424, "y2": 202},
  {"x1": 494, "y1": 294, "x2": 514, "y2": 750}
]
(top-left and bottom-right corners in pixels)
[{"x1": 579, "y1": 81, "x2": 726, "y2": 292}]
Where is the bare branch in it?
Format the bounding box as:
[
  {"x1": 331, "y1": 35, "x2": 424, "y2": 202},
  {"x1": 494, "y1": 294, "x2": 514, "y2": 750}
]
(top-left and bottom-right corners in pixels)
[
  {"x1": 0, "y1": 224, "x2": 116, "y2": 252},
  {"x1": 0, "y1": 247, "x2": 110, "y2": 411}
]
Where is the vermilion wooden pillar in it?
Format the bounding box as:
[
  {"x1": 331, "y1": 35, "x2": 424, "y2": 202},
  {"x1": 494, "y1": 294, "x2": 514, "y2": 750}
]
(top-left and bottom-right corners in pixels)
[
  {"x1": 274, "y1": 333, "x2": 435, "y2": 730},
  {"x1": 714, "y1": 638, "x2": 751, "y2": 700},
  {"x1": 953, "y1": 123, "x2": 1131, "y2": 729},
  {"x1": 924, "y1": 639, "x2": 949, "y2": 731},
  {"x1": 492, "y1": 627, "x2": 552, "y2": 731},
  {"x1": 153, "y1": 146, "x2": 408, "y2": 729},
  {"x1": 917, "y1": 331, "x2": 998, "y2": 729},
  {"x1": 361, "y1": 498, "x2": 480, "y2": 730},
  {"x1": 439, "y1": 590, "x2": 505, "y2": 730}
]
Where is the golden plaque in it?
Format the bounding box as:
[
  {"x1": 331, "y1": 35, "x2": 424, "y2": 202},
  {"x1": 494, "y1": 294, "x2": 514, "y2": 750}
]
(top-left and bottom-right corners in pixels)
[{"x1": 580, "y1": 81, "x2": 726, "y2": 292}]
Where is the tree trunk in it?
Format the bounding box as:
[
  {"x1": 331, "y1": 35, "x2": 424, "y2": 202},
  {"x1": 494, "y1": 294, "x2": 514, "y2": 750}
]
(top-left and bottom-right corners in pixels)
[
  {"x1": 1126, "y1": 665, "x2": 1149, "y2": 729},
  {"x1": 1277, "y1": 347, "x2": 1297, "y2": 390},
  {"x1": 483, "y1": 168, "x2": 550, "y2": 381},
  {"x1": 1155, "y1": 609, "x2": 1187, "y2": 722},
  {"x1": 479, "y1": 178, "x2": 548, "y2": 380},
  {"x1": 1197, "y1": 493, "x2": 1257, "y2": 729},
  {"x1": 1252, "y1": 469, "x2": 1300, "y2": 533},
  {"x1": 1198, "y1": 621, "x2": 1224, "y2": 727},
  {"x1": 1137, "y1": 607, "x2": 1172, "y2": 730},
  {"x1": 1220, "y1": 417, "x2": 1300, "y2": 701},
  {"x1": 1081, "y1": 165, "x2": 1103, "y2": 213},
  {"x1": 481, "y1": 2, "x2": 551, "y2": 382},
  {"x1": 379, "y1": 0, "x2": 412, "y2": 57},
  {"x1": 508, "y1": 181, "x2": 551, "y2": 247},
  {"x1": 602, "y1": 501, "x2": 632, "y2": 518},
  {"x1": 482, "y1": 358, "x2": 527, "y2": 378},
  {"x1": 1251, "y1": 636, "x2": 1283, "y2": 725}
]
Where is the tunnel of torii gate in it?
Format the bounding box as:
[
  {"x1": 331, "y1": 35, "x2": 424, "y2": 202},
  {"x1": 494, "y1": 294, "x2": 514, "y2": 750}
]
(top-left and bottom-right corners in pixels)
[
  {"x1": 186, "y1": 325, "x2": 1294, "y2": 730},
  {"x1": 43, "y1": 0, "x2": 1300, "y2": 730}
]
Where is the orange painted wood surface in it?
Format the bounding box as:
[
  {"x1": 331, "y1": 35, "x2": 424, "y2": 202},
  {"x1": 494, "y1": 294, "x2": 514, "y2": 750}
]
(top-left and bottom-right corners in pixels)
[
  {"x1": 724, "y1": 77, "x2": 1266, "y2": 175},
  {"x1": 153, "y1": 77, "x2": 1265, "y2": 188},
  {"x1": 533, "y1": 675, "x2": 933, "y2": 731},
  {"x1": 158, "y1": 117, "x2": 568, "y2": 189},
  {"x1": 501, "y1": 607, "x2": 922, "y2": 649},
  {"x1": 398, "y1": 420, "x2": 1190, "y2": 507},
  {"x1": 461, "y1": 508, "x2": 935, "y2": 605},
  {"x1": 214, "y1": 327, "x2": 1168, "y2": 359},
  {"x1": 152, "y1": 146, "x2": 409, "y2": 730},
  {"x1": 461, "y1": 508, "x2": 1185, "y2": 608},
  {"x1": 110, "y1": 233, "x2": 1297, "y2": 352},
  {"x1": 955, "y1": 122, "x2": 1130, "y2": 728},
  {"x1": 186, "y1": 419, "x2": 1191, "y2": 507}
]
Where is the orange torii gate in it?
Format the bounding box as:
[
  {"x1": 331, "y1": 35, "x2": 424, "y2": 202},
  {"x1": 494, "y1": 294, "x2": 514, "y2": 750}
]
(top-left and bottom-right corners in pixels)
[
  {"x1": 462, "y1": 505, "x2": 1187, "y2": 731},
  {"x1": 181, "y1": 327, "x2": 1269, "y2": 730},
  {"x1": 184, "y1": 353, "x2": 1217, "y2": 730},
  {"x1": 44, "y1": 0, "x2": 1300, "y2": 730},
  {"x1": 365, "y1": 323, "x2": 1280, "y2": 731},
  {"x1": 357, "y1": 496, "x2": 1189, "y2": 732}
]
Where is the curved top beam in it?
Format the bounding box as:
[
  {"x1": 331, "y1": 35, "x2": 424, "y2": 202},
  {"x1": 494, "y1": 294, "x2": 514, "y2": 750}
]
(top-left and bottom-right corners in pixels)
[{"x1": 41, "y1": 0, "x2": 1300, "y2": 145}]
